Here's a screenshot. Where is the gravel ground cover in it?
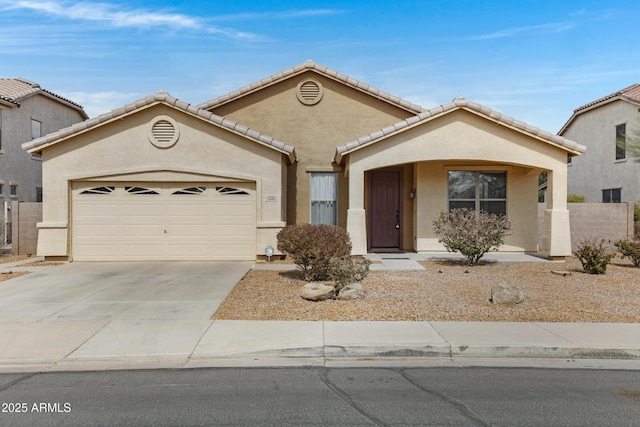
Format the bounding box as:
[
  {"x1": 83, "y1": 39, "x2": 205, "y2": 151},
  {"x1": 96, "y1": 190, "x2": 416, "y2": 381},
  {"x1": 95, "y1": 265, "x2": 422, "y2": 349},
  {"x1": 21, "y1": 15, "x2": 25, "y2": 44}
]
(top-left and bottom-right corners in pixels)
[
  {"x1": 0, "y1": 255, "x2": 61, "y2": 283},
  {"x1": 213, "y1": 257, "x2": 640, "y2": 322}
]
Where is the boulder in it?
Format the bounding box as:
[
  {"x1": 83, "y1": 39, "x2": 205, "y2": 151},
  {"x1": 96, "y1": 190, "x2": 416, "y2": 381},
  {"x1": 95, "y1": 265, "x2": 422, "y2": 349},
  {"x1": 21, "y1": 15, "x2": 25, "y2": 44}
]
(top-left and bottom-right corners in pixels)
[
  {"x1": 301, "y1": 282, "x2": 335, "y2": 301},
  {"x1": 337, "y1": 283, "x2": 365, "y2": 300},
  {"x1": 491, "y1": 286, "x2": 524, "y2": 305}
]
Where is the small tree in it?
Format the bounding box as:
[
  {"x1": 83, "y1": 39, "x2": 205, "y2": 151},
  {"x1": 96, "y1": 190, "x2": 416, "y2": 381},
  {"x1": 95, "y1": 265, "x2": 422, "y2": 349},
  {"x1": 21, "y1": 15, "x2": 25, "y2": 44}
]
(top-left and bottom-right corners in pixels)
[
  {"x1": 277, "y1": 224, "x2": 352, "y2": 281},
  {"x1": 432, "y1": 208, "x2": 511, "y2": 266}
]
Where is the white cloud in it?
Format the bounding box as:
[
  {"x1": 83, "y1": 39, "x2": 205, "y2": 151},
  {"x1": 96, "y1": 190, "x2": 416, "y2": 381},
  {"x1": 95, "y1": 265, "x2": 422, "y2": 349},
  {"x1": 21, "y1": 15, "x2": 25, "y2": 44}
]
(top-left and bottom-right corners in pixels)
[
  {"x1": 4, "y1": 0, "x2": 199, "y2": 28},
  {"x1": 466, "y1": 22, "x2": 575, "y2": 40},
  {"x1": 209, "y1": 9, "x2": 343, "y2": 22},
  {"x1": 59, "y1": 90, "x2": 141, "y2": 118},
  {"x1": 0, "y1": 0, "x2": 262, "y2": 40},
  {"x1": 0, "y1": 1, "x2": 341, "y2": 41}
]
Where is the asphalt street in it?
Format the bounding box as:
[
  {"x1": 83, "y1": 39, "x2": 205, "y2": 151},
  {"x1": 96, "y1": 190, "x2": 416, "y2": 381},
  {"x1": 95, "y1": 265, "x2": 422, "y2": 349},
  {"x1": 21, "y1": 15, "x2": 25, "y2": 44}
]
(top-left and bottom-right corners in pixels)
[{"x1": 1, "y1": 367, "x2": 640, "y2": 426}]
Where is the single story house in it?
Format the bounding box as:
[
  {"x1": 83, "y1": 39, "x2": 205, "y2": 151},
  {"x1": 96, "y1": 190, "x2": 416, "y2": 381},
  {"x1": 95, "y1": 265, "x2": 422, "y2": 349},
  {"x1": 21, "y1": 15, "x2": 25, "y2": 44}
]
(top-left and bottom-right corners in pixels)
[{"x1": 22, "y1": 61, "x2": 585, "y2": 261}]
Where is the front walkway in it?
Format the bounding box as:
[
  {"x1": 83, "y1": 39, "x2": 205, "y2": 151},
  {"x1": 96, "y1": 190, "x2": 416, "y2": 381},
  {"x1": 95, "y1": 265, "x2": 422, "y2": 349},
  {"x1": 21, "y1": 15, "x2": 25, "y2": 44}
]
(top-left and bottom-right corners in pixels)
[{"x1": 363, "y1": 252, "x2": 553, "y2": 271}]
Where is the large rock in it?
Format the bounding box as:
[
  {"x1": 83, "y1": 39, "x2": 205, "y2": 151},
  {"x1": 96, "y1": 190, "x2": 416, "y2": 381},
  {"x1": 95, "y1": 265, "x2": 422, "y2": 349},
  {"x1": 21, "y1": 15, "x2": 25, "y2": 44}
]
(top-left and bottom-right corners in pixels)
[
  {"x1": 337, "y1": 283, "x2": 365, "y2": 300},
  {"x1": 301, "y1": 282, "x2": 335, "y2": 301},
  {"x1": 491, "y1": 286, "x2": 524, "y2": 305}
]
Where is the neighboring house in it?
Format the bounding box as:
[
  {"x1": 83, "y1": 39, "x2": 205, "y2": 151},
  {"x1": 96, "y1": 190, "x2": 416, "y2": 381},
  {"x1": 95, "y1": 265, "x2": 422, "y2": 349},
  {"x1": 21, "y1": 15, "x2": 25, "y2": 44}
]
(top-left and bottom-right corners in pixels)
[
  {"x1": 22, "y1": 61, "x2": 584, "y2": 261},
  {"x1": 560, "y1": 84, "x2": 640, "y2": 203},
  {"x1": 0, "y1": 78, "x2": 87, "y2": 243}
]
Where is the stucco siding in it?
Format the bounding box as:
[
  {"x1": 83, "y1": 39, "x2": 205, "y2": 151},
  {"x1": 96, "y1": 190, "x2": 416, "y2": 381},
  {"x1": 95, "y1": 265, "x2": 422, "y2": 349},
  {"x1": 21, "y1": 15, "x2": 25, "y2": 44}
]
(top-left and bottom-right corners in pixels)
[
  {"x1": 0, "y1": 94, "x2": 85, "y2": 203},
  {"x1": 38, "y1": 104, "x2": 287, "y2": 259},
  {"x1": 208, "y1": 71, "x2": 415, "y2": 226},
  {"x1": 346, "y1": 109, "x2": 570, "y2": 255},
  {"x1": 565, "y1": 100, "x2": 640, "y2": 203}
]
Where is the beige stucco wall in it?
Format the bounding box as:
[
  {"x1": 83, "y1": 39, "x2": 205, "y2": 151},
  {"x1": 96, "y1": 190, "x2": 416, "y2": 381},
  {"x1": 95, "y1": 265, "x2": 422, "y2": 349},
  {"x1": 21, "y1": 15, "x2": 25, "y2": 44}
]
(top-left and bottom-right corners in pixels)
[
  {"x1": 37, "y1": 103, "x2": 287, "y2": 259},
  {"x1": 564, "y1": 100, "x2": 640, "y2": 203},
  {"x1": 207, "y1": 71, "x2": 415, "y2": 227},
  {"x1": 345, "y1": 109, "x2": 572, "y2": 256}
]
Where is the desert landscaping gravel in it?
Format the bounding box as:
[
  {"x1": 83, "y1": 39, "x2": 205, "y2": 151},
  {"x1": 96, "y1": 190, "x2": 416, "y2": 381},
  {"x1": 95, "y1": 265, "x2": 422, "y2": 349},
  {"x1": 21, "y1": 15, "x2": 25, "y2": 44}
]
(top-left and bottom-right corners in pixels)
[{"x1": 213, "y1": 257, "x2": 640, "y2": 322}]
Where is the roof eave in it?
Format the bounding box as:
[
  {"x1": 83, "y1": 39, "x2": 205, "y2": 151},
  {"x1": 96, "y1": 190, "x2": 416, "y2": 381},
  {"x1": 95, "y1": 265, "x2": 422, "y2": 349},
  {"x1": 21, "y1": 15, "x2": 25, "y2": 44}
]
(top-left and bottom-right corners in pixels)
[
  {"x1": 198, "y1": 60, "x2": 425, "y2": 115},
  {"x1": 0, "y1": 98, "x2": 17, "y2": 108},
  {"x1": 23, "y1": 93, "x2": 297, "y2": 162},
  {"x1": 559, "y1": 96, "x2": 640, "y2": 135},
  {"x1": 334, "y1": 98, "x2": 586, "y2": 164},
  {"x1": 11, "y1": 88, "x2": 88, "y2": 119}
]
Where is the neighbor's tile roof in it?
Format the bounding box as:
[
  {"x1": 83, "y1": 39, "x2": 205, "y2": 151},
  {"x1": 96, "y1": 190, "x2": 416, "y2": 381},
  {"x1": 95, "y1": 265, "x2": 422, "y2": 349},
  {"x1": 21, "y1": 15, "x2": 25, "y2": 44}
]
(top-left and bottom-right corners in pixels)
[
  {"x1": 0, "y1": 77, "x2": 87, "y2": 117},
  {"x1": 22, "y1": 91, "x2": 297, "y2": 163},
  {"x1": 558, "y1": 84, "x2": 640, "y2": 134},
  {"x1": 334, "y1": 96, "x2": 586, "y2": 164},
  {"x1": 573, "y1": 83, "x2": 640, "y2": 113},
  {"x1": 197, "y1": 60, "x2": 426, "y2": 114}
]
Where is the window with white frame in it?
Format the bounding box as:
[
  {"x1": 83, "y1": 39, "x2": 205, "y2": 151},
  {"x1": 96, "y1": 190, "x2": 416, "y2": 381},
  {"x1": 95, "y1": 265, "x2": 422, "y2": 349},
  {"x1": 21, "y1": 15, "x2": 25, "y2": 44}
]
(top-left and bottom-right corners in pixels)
[
  {"x1": 310, "y1": 172, "x2": 337, "y2": 225},
  {"x1": 9, "y1": 184, "x2": 17, "y2": 197},
  {"x1": 448, "y1": 171, "x2": 507, "y2": 216},
  {"x1": 31, "y1": 119, "x2": 42, "y2": 140}
]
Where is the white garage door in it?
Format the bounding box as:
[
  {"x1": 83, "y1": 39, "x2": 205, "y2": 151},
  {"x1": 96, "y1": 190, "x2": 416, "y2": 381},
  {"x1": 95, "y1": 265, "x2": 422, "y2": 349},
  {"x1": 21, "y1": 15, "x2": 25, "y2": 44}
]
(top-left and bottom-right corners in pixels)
[{"x1": 72, "y1": 182, "x2": 256, "y2": 261}]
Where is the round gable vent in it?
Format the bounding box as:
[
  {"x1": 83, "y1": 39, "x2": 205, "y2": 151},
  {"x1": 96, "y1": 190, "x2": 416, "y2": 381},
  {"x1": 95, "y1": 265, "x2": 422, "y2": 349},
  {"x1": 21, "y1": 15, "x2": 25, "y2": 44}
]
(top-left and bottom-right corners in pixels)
[
  {"x1": 148, "y1": 115, "x2": 179, "y2": 148},
  {"x1": 296, "y1": 79, "x2": 323, "y2": 105}
]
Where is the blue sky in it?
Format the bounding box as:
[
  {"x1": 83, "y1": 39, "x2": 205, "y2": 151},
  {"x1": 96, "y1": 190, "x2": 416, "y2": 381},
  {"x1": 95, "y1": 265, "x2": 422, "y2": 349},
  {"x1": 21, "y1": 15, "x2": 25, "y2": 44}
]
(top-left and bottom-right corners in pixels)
[{"x1": 1, "y1": 0, "x2": 638, "y2": 133}]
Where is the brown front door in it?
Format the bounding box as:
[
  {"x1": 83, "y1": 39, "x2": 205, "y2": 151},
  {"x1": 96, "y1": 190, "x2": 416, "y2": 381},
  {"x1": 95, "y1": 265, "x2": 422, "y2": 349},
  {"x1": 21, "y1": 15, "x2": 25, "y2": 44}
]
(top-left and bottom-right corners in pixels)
[{"x1": 369, "y1": 169, "x2": 402, "y2": 249}]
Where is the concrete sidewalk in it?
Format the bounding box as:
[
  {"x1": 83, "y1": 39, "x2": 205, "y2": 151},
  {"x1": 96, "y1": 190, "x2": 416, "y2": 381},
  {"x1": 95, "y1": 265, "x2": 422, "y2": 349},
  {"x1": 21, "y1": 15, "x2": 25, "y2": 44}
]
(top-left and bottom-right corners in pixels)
[
  {"x1": 0, "y1": 256, "x2": 639, "y2": 372},
  {"x1": 1, "y1": 319, "x2": 640, "y2": 372}
]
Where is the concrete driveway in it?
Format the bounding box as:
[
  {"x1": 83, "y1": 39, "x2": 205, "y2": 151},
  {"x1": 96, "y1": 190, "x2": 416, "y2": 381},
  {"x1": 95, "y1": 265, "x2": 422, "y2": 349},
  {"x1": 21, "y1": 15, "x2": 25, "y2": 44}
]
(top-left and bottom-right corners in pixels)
[
  {"x1": 0, "y1": 261, "x2": 253, "y2": 368},
  {"x1": 0, "y1": 261, "x2": 252, "y2": 322}
]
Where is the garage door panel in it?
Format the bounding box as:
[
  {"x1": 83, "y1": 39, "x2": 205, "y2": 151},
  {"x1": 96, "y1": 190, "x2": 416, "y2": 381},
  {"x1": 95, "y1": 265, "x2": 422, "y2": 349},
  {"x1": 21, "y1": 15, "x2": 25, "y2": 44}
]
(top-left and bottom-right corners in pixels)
[
  {"x1": 72, "y1": 181, "x2": 256, "y2": 261},
  {"x1": 75, "y1": 225, "x2": 120, "y2": 236},
  {"x1": 120, "y1": 244, "x2": 167, "y2": 258},
  {"x1": 214, "y1": 224, "x2": 254, "y2": 236},
  {"x1": 74, "y1": 243, "x2": 120, "y2": 257}
]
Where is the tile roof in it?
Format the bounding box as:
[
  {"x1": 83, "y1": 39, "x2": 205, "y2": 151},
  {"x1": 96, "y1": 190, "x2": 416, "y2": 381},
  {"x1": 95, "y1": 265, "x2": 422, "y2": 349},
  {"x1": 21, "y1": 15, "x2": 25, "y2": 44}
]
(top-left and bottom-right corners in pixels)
[
  {"x1": 558, "y1": 84, "x2": 640, "y2": 134},
  {"x1": 0, "y1": 78, "x2": 87, "y2": 117},
  {"x1": 197, "y1": 60, "x2": 426, "y2": 114},
  {"x1": 573, "y1": 84, "x2": 640, "y2": 113},
  {"x1": 22, "y1": 91, "x2": 297, "y2": 163},
  {"x1": 334, "y1": 96, "x2": 586, "y2": 164}
]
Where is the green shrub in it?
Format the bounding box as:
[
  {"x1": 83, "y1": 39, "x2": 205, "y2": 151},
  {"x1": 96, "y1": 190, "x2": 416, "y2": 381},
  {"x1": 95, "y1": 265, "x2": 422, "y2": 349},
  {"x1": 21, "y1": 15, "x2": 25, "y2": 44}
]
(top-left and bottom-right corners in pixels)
[
  {"x1": 277, "y1": 224, "x2": 352, "y2": 281},
  {"x1": 432, "y1": 208, "x2": 511, "y2": 266},
  {"x1": 567, "y1": 194, "x2": 586, "y2": 203},
  {"x1": 614, "y1": 238, "x2": 640, "y2": 267},
  {"x1": 328, "y1": 256, "x2": 371, "y2": 293},
  {"x1": 573, "y1": 238, "x2": 615, "y2": 274}
]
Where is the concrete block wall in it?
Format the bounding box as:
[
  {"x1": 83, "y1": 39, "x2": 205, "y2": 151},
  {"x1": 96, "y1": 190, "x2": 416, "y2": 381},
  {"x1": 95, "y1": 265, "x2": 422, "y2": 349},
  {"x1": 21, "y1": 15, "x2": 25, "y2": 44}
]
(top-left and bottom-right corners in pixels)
[
  {"x1": 538, "y1": 203, "x2": 634, "y2": 251},
  {"x1": 11, "y1": 202, "x2": 43, "y2": 256}
]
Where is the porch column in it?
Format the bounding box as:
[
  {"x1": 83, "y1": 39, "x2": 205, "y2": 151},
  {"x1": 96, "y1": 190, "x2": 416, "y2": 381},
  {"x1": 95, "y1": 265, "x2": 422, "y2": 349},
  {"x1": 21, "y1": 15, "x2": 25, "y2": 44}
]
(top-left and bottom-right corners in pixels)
[
  {"x1": 541, "y1": 168, "x2": 572, "y2": 259},
  {"x1": 347, "y1": 166, "x2": 367, "y2": 255}
]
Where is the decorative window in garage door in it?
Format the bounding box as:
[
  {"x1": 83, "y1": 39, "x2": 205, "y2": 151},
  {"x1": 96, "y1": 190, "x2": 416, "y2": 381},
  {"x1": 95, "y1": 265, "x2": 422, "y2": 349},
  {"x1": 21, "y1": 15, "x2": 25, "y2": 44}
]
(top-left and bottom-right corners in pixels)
[
  {"x1": 80, "y1": 186, "x2": 115, "y2": 195},
  {"x1": 215, "y1": 186, "x2": 249, "y2": 195},
  {"x1": 125, "y1": 186, "x2": 159, "y2": 195},
  {"x1": 172, "y1": 186, "x2": 206, "y2": 195}
]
